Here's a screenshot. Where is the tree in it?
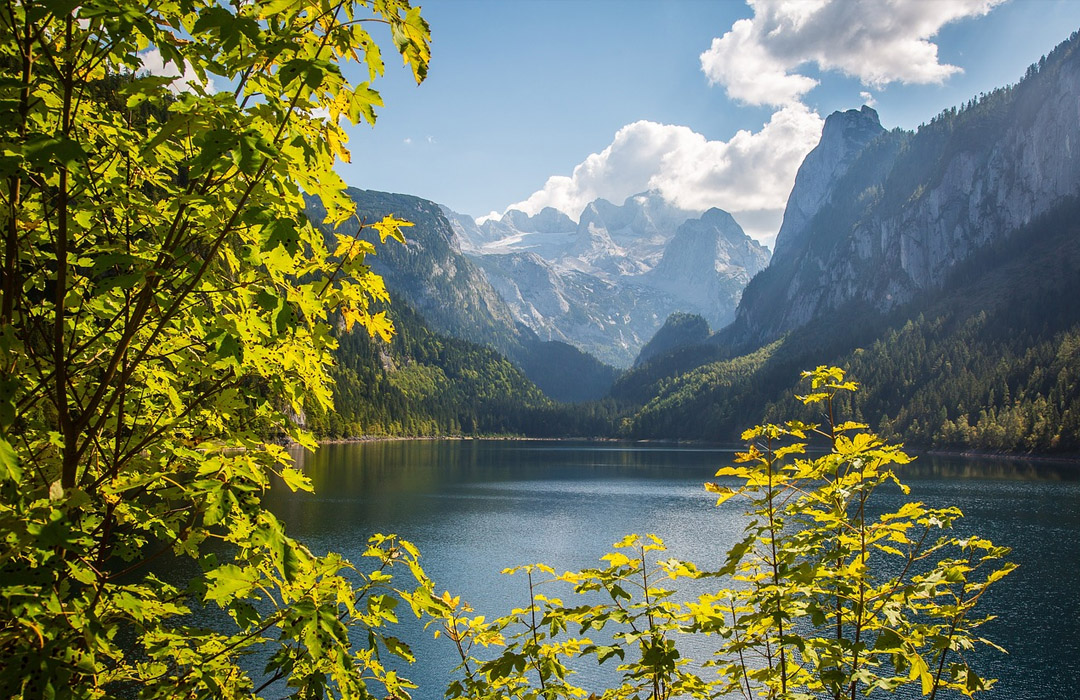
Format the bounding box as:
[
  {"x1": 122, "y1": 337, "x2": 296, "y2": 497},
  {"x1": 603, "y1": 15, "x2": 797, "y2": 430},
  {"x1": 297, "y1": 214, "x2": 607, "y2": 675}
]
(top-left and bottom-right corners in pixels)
[
  {"x1": 437, "y1": 368, "x2": 1014, "y2": 700},
  {"x1": 701, "y1": 366, "x2": 1014, "y2": 699},
  {"x1": 0, "y1": 1, "x2": 446, "y2": 697}
]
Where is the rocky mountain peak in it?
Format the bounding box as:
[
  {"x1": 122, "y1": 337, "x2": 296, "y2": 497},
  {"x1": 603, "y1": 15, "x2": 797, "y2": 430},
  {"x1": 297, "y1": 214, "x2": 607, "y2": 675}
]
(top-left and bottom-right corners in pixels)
[
  {"x1": 503, "y1": 206, "x2": 576, "y2": 234},
  {"x1": 772, "y1": 105, "x2": 885, "y2": 261},
  {"x1": 824, "y1": 105, "x2": 881, "y2": 144},
  {"x1": 696, "y1": 207, "x2": 741, "y2": 235}
]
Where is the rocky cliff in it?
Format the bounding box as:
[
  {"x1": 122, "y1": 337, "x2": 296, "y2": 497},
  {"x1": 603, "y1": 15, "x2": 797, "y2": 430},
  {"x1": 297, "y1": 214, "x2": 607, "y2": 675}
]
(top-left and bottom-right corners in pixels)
[
  {"x1": 771, "y1": 106, "x2": 885, "y2": 262},
  {"x1": 728, "y1": 30, "x2": 1080, "y2": 349}
]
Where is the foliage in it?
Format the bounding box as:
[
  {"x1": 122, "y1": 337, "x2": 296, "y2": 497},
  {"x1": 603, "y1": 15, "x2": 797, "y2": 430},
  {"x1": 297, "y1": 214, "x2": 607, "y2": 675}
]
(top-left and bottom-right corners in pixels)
[
  {"x1": 439, "y1": 537, "x2": 708, "y2": 700},
  {"x1": 437, "y1": 368, "x2": 1014, "y2": 700},
  {"x1": 699, "y1": 367, "x2": 1014, "y2": 699},
  {"x1": 0, "y1": 0, "x2": 446, "y2": 697}
]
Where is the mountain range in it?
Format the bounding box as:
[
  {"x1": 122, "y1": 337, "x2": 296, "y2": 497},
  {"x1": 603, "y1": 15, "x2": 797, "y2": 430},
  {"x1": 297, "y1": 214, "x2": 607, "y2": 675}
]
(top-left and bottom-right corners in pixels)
[
  {"x1": 621, "y1": 29, "x2": 1080, "y2": 448},
  {"x1": 309, "y1": 29, "x2": 1080, "y2": 454},
  {"x1": 444, "y1": 192, "x2": 770, "y2": 367}
]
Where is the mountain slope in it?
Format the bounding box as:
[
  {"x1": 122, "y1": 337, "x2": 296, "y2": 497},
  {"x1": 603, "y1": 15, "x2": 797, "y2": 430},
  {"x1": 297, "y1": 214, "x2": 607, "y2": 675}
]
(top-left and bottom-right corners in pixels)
[
  {"x1": 633, "y1": 313, "x2": 710, "y2": 367},
  {"x1": 626, "y1": 198, "x2": 1080, "y2": 449},
  {"x1": 312, "y1": 302, "x2": 549, "y2": 437},
  {"x1": 306, "y1": 189, "x2": 617, "y2": 402}
]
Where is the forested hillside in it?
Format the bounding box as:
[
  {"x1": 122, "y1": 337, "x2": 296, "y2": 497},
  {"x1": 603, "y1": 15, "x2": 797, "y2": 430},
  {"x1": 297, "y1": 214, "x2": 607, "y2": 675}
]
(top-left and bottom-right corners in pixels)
[
  {"x1": 311, "y1": 302, "x2": 622, "y2": 438},
  {"x1": 621, "y1": 197, "x2": 1080, "y2": 452}
]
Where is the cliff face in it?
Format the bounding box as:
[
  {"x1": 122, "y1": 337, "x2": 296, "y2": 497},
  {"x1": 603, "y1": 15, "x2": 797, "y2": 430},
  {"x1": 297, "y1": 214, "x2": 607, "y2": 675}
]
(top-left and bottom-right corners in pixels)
[
  {"x1": 771, "y1": 106, "x2": 885, "y2": 262},
  {"x1": 886, "y1": 49, "x2": 1080, "y2": 290},
  {"x1": 729, "y1": 31, "x2": 1080, "y2": 348}
]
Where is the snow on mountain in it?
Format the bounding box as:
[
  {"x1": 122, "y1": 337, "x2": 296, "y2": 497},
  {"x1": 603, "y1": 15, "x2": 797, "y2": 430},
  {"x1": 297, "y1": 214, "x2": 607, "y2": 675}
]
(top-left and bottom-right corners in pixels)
[{"x1": 445, "y1": 191, "x2": 769, "y2": 366}]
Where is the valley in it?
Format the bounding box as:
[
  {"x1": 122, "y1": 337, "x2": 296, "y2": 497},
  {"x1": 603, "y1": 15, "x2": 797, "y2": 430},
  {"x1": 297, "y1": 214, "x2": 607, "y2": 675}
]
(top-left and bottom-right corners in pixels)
[{"x1": 312, "y1": 29, "x2": 1080, "y2": 457}]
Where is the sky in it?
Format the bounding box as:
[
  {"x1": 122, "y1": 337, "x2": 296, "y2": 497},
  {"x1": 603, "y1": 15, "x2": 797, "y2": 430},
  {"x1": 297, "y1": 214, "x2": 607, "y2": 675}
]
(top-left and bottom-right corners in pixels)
[{"x1": 342, "y1": 0, "x2": 1080, "y2": 248}]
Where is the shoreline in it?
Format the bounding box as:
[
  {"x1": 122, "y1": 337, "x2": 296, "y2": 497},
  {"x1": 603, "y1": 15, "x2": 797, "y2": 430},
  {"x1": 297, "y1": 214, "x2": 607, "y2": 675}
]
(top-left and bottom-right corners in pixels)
[{"x1": 303, "y1": 435, "x2": 1080, "y2": 464}]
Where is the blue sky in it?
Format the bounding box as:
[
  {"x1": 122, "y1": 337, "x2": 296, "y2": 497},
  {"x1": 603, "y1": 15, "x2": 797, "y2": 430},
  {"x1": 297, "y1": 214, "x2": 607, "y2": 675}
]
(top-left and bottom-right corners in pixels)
[{"x1": 342, "y1": 0, "x2": 1080, "y2": 246}]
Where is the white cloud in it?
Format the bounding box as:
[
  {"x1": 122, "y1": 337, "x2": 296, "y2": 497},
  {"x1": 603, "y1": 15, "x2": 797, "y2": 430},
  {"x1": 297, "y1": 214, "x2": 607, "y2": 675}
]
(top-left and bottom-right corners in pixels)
[
  {"x1": 496, "y1": 0, "x2": 1005, "y2": 247},
  {"x1": 701, "y1": 0, "x2": 1006, "y2": 107},
  {"x1": 503, "y1": 105, "x2": 824, "y2": 247},
  {"x1": 860, "y1": 91, "x2": 877, "y2": 108},
  {"x1": 699, "y1": 18, "x2": 819, "y2": 107},
  {"x1": 139, "y1": 48, "x2": 215, "y2": 93},
  {"x1": 404, "y1": 137, "x2": 413, "y2": 145}
]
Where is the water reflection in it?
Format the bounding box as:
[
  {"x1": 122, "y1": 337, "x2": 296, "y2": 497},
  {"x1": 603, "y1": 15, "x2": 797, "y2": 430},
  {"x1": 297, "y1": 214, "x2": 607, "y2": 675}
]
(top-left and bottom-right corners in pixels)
[{"x1": 904, "y1": 452, "x2": 1080, "y2": 481}]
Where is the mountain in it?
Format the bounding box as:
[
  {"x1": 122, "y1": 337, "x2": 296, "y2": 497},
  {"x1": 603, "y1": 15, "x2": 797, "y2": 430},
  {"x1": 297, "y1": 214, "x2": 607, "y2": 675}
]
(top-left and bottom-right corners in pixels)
[
  {"x1": 727, "y1": 33, "x2": 1080, "y2": 349},
  {"x1": 617, "y1": 29, "x2": 1080, "y2": 452},
  {"x1": 305, "y1": 189, "x2": 617, "y2": 402},
  {"x1": 633, "y1": 312, "x2": 710, "y2": 366},
  {"x1": 448, "y1": 192, "x2": 769, "y2": 366},
  {"x1": 645, "y1": 208, "x2": 771, "y2": 325},
  {"x1": 623, "y1": 198, "x2": 1080, "y2": 449}
]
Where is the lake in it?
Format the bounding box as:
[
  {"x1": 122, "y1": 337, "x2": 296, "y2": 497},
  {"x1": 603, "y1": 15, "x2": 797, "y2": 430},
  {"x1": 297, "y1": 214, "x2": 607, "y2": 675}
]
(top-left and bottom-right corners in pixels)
[{"x1": 263, "y1": 440, "x2": 1080, "y2": 699}]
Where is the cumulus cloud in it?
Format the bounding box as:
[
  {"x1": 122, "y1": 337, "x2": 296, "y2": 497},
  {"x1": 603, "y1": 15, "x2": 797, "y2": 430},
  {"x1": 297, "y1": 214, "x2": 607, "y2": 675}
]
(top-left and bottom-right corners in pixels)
[
  {"x1": 701, "y1": 0, "x2": 1005, "y2": 107},
  {"x1": 496, "y1": 0, "x2": 1004, "y2": 247},
  {"x1": 859, "y1": 91, "x2": 877, "y2": 108},
  {"x1": 504, "y1": 105, "x2": 824, "y2": 247},
  {"x1": 138, "y1": 48, "x2": 215, "y2": 93}
]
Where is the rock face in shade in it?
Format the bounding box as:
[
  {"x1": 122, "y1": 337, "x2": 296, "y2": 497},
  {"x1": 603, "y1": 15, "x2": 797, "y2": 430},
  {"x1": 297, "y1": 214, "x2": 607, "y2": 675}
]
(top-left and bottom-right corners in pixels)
[
  {"x1": 446, "y1": 192, "x2": 770, "y2": 367},
  {"x1": 726, "y1": 33, "x2": 1080, "y2": 350}
]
